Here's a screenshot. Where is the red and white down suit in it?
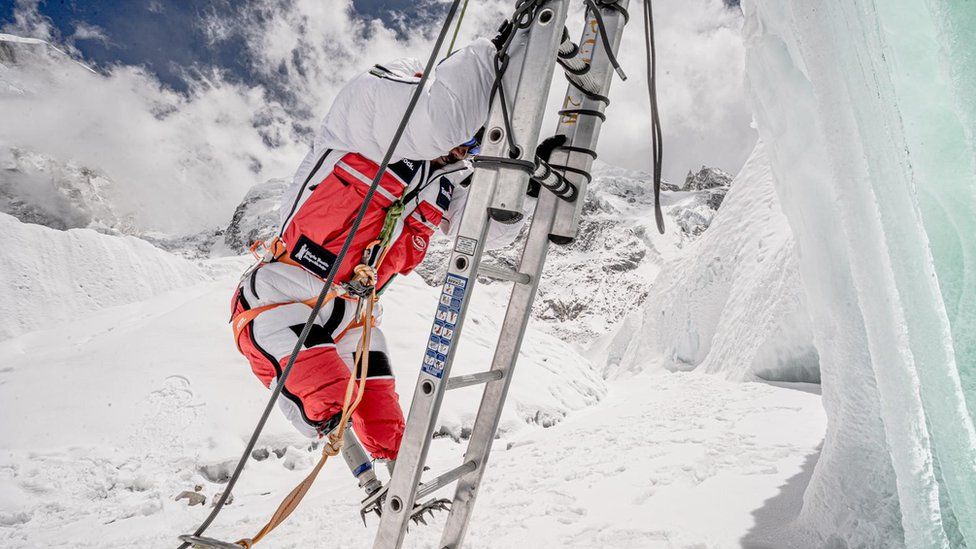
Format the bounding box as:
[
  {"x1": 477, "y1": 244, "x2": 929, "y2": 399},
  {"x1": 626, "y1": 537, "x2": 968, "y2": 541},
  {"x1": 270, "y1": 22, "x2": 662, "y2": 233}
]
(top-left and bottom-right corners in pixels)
[{"x1": 231, "y1": 39, "x2": 519, "y2": 461}]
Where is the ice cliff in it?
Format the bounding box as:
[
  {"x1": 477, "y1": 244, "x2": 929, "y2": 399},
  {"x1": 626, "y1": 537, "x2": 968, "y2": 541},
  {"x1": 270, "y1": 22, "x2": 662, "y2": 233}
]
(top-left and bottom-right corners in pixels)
[
  {"x1": 608, "y1": 1, "x2": 975, "y2": 546},
  {"x1": 740, "y1": 1, "x2": 975, "y2": 547},
  {"x1": 601, "y1": 141, "x2": 818, "y2": 384}
]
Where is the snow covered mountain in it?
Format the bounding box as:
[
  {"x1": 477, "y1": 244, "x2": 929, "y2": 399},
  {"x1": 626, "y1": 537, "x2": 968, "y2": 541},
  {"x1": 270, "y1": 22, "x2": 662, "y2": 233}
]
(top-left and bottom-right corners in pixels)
[{"x1": 0, "y1": 33, "x2": 302, "y2": 237}]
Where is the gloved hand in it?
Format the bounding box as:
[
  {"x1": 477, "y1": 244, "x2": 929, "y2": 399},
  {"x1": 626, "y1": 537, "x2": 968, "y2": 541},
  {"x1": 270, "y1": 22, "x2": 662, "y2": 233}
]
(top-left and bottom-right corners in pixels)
[
  {"x1": 527, "y1": 134, "x2": 568, "y2": 197},
  {"x1": 491, "y1": 19, "x2": 514, "y2": 51}
]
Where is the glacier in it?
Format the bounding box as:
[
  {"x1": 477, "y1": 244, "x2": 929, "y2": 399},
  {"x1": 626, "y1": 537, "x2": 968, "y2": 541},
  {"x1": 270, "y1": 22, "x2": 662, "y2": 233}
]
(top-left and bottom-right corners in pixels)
[
  {"x1": 741, "y1": 0, "x2": 976, "y2": 547},
  {"x1": 600, "y1": 141, "x2": 818, "y2": 384},
  {"x1": 0, "y1": 212, "x2": 206, "y2": 341}
]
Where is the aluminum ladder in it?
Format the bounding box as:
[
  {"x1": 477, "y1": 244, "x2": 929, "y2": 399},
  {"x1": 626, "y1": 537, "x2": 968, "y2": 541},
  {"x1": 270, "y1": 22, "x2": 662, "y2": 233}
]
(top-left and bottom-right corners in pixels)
[{"x1": 373, "y1": 1, "x2": 630, "y2": 547}]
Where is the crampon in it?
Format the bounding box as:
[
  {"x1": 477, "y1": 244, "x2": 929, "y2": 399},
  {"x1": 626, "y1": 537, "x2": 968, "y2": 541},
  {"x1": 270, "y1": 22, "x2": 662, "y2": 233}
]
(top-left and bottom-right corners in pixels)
[{"x1": 360, "y1": 484, "x2": 451, "y2": 527}]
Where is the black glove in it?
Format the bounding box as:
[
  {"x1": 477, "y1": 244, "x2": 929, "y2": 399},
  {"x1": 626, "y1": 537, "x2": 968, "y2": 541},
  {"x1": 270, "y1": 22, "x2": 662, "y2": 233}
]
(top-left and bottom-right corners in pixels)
[
  {"x1": 527, "y1": 134, "x2": 568, "y2": 198},
  {"x1": 491, "y1": 19, "x2": 514, "y2": 51}
]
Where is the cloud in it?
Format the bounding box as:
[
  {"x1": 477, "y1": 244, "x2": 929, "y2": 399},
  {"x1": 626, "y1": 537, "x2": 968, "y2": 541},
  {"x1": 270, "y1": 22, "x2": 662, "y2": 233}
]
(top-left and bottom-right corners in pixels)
[
  {"x1": 0, "y1": 0, "x2": 754, "y2": 236},
  {"x1": 71, "y1": 21, "x2": 109, "y2": 43},
  {"x1": 213, "y1": 0, "x2": 755, "y2": 183},
  {"x1": 1, "y1": 13, "x2": 304, "y2": 234}
]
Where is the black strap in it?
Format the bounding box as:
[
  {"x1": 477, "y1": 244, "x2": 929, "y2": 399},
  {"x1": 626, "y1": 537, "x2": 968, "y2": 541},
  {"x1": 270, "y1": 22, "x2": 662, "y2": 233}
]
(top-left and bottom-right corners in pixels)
[
  {"x1": 558, "y1": 108, "x2": 607, "y2": 122},
  {"x1": 471, "y1": 155, "x2": 536, "y2": 173},
  {"x1": 565, "y1": 75, "x2": 611, "y2": 104}
]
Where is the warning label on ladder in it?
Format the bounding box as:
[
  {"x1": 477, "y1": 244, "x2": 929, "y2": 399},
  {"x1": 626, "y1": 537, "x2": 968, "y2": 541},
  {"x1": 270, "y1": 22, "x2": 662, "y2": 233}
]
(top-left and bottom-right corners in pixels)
[{"x1": 423, "y1": 274, "x2": 468, "y2": 378}]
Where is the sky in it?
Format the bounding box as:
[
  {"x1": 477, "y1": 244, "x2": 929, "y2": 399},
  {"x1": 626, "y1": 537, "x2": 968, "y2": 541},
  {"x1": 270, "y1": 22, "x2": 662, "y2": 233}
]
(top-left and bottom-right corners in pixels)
[
  {"x1": 0, "y1": 0, "x2": 756, "y2": 234},
  {"x1": 0, "y1": 0, "x2": 450, "y2": 92}
]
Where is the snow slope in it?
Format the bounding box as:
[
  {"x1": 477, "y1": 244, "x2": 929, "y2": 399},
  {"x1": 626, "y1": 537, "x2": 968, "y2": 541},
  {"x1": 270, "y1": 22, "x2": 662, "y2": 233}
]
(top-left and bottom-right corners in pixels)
[
  {"x1": 0, "y1": 286, "x2": 825, "y2": 547},
  {"x1": 600, "y1": 142, "x2": 817, "y2": 384},
  {"x1": 0, "y1": 210, "x2": 831, "y2": 548},
  {"x1": 0, "y1": 212, "x2": 206, "y2": 341},
  {"x1": 0, "y1": 248, "x2": 610, "y2": 544}
]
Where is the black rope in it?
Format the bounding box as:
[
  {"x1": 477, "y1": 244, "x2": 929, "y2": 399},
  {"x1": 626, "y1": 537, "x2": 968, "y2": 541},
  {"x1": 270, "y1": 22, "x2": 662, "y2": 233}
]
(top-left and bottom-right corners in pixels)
[
  {"x1": 557, "y1": 28, "x2": 579, "y2": 59},
  {"x1": 564, "y1": 74, "x2": 610, "y2": 103},
  {"x1": 488, "y1": 0, "x2": 545, "y2": 158},
  {"x1": 643, "y1": 0, "x2": 665, "y2": 233},
  {"x1": 176, "y1": 1, "x2": 465, "y2": 546},
  {"x1": 558, "y1": 108, "x2": 607, "y2": 122},
  {"x1": 584, "y1": 0, "x2": 627, "y2": 81},
  {"x1": 559, "y1": 145, "x2": 599, "y2": 159}
]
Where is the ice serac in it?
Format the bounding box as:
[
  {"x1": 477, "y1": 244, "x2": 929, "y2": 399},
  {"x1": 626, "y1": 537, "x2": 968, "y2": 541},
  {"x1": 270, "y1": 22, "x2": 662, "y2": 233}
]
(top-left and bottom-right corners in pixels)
[
  {"x1": 601, "y1": 141, "x2": 817, "y2": 384},
  {"x1": 742, "y1": 0, "x2": 976, "y2": 547}
]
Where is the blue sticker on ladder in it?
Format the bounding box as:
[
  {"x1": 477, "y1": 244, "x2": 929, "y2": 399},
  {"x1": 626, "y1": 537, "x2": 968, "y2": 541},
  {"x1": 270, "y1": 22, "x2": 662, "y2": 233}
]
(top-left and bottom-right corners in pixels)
[{"x1": 422, "y1": 274, "x2": 467, "y2": 379}]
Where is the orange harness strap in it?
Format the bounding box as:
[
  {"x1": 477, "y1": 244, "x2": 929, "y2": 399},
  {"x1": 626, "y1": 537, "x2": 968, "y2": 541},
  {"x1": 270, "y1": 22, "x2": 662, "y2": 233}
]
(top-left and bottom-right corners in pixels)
[
  {"x1": 232, "y1": 295, "x2": 333, "y2": 349},
  {"x1": 232, "y1": 237, "x2": 371, "y2": 349}
]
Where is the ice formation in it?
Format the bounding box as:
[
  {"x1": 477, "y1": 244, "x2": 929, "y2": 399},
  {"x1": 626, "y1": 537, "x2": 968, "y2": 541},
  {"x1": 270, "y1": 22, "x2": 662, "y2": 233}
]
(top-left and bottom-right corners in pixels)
[
  {"x1": 601, "y1": 141, "x2": 818, "y2": 384},
  {"x1": 742, "y1": 0, "x2": 976, "y2": 547}
]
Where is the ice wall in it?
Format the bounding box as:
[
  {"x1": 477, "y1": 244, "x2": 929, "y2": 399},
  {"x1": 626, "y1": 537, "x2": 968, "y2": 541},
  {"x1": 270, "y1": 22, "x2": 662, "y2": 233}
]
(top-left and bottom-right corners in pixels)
[{"x1": 742, "y1": 1, "x2": 976, "y2": 547}]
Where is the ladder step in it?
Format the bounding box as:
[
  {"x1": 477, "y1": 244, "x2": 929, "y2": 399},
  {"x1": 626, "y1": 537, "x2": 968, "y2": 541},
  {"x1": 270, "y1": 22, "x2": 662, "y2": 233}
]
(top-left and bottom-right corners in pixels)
[
  {"x1": 477, "y1": 263, "x2": 532, "y2": 284},
  {"x1": 445, "y1": 370, "x2": 504, "y2": 390},
  {"x1": 416, "y1": 460, "x2": 479, "y2": 500},
  {"x1": 178, "y1": 535, "x2": 242, "y2": 549}
]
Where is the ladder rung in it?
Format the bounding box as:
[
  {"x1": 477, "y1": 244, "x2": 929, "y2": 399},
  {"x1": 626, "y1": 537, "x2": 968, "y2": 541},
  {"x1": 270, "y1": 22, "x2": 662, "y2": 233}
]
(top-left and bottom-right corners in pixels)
[
  {"x1": 477, "y1": 263, "x2": 532, "y2": 284},
  {"x1": 445, "y1": 370, "x2": 504, "y2": 390},
  {"x1": 416, "y1": 460, "x2": 478, "y2": 500},
  {"x1": 178, "y1": 535, "x2": 242, "y2": 549}
]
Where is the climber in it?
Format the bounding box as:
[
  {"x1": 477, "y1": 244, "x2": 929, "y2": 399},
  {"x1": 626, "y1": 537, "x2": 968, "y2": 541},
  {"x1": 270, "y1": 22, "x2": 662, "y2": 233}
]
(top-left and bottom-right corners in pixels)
[{"x1": 228, "y1": 27, "x2": 524, "y2": 501}]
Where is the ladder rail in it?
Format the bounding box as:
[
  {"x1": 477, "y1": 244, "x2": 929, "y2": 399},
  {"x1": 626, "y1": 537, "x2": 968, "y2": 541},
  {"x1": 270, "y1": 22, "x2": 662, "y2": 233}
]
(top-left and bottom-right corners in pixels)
[
  {"x1": 372, "y1": 3, "x2": 572, "y2": 547},
  {"x1": 441, "y1": 3, "x2": 631, "y2": 546},
  {"x1": 549, "y1": 1, "x2": 629, "y2": 242},
  {"x1": 438, "y1": 189, "x2": 559, "y2": 548},
  {"x1": 374, "y1": 1, "x2": 631, "y2": 547}
]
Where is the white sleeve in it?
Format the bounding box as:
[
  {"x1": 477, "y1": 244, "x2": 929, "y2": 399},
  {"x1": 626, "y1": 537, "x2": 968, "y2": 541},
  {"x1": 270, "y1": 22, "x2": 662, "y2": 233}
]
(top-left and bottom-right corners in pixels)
[
  {"x1": 443, "y1": 181, "x2": 534, "y2": 250},
  {"x1": 315, "y1": 39, "x2": 497, "y2": 163}
]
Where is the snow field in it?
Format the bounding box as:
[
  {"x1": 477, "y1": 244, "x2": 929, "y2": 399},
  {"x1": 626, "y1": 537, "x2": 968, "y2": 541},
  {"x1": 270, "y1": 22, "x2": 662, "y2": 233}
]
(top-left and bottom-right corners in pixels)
[
  {"x1": 0, "y1": 257, "x2": 605, "y2": 547},
  {"x1": 0, "y1": 212, "x2": 207, "y2": 341}
]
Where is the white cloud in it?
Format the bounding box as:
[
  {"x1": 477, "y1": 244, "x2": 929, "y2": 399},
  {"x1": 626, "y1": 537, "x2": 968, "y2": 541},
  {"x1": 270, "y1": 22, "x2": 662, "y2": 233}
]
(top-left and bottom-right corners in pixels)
[
  {"x1": 71, "y1": 21, "x2": 109, "y2": 43},
  {"x1": 218, "y1": 0, "x2": 755, "y2": 183},
  {"x1": 0, "y1": 0, "x2": 754, "y2": 235},
  {"x1": 0, "y1": 38, "x2": 303, "y2": 235}
]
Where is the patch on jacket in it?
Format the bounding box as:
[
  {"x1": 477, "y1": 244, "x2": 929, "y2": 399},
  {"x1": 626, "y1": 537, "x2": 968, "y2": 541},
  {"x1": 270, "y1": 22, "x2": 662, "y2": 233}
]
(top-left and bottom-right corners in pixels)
[
  {"x1": 388, "y1": 158, "x2": 423, "y2": 187},
  {"x1": 436, "y1": 176, "x2": 454, "y2": 210},
  {"x1": 290, "y1": 235, "x2": 337, "y2": 279},
  {"x1": 412, "y1": 235, "x2": 428, "y2": 251}
]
